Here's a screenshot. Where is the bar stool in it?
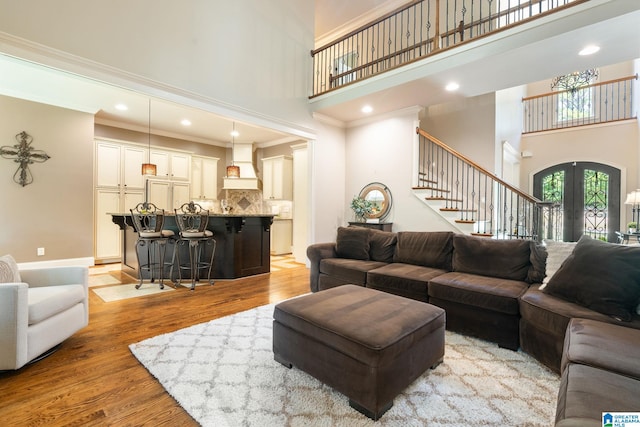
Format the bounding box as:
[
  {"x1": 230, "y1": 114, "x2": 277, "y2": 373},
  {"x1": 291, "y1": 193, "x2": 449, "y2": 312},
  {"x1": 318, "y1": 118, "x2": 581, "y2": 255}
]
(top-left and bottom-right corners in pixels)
[
  {"x1": 172, "y1": 201, "x2": 216, "y2": 290},
  {"x1": 130, "y1": 202, "x2": 175, "y2": 290}
]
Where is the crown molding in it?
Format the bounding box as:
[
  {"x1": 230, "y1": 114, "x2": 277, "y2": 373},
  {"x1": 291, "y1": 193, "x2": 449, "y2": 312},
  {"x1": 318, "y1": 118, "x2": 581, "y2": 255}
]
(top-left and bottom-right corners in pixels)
[
  {"x1": 347, "y1": 105, "x2": 424, "y2": 128},
  {"x1": 312, "y1": 112, "x2": 346, "y2": 128}
]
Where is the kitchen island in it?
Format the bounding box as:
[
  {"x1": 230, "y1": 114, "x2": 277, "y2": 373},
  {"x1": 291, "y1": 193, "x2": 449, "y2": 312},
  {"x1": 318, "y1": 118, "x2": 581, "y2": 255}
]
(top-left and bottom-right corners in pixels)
[{"x1": 110, "y1": 213, "x2": 274, "y2": 280}]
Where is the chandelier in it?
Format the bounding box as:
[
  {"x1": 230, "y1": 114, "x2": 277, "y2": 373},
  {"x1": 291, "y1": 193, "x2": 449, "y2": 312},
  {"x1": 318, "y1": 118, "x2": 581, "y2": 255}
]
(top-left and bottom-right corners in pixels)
[{"x1": 551, "y1": 69, "x2": 599, "y2": 93}]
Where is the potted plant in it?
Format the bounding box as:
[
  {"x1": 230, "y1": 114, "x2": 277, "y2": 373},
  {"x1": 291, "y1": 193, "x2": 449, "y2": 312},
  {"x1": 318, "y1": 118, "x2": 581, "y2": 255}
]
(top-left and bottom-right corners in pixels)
[
  {"x1": 350, "y1": 196, "x2": 373, "y2": 222},
  {"x1": 628, "y1": 222, "x2": 637, "y2": 233}
]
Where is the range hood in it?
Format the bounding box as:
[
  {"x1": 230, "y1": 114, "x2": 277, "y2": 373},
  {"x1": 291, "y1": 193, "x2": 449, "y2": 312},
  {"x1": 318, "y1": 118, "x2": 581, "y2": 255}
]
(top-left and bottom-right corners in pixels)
[{"x1": 222, "y1": 142, "x2": 261, "y2": 190}]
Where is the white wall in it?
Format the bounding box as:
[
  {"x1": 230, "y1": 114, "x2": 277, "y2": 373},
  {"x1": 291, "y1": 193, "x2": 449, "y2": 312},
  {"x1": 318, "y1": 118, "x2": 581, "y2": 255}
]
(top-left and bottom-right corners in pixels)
[
  {"x1": 345, "y1": 108, "x2": 456, "y2": 233},
  {"x1": 495, "y1": 86, "x2": 525, "y2": 181},
  {"x1": 309, "y1": 118, "x2": 347, "y2": 244},
  {"x1": 0, "y1": 0, "x2": 315, "y2": 137},
  {"x1": 421, "y1": 93, "x2": 497, "y2": 171}
]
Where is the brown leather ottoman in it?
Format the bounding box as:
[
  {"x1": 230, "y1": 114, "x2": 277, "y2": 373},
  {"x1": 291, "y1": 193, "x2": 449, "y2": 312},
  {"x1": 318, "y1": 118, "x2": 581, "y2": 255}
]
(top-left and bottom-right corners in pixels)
[{"x1": 273, "y1": 284, "x2": 445, "y2": 420}]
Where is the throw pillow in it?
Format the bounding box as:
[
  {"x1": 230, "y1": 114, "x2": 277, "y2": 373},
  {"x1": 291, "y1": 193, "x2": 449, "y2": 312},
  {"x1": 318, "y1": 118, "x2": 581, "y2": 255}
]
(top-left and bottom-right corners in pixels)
[
  {"x1": 335, "y1": 226, "x2": 370, "y2": 261},
  {"x1": 527, "y1": 242, "x2": 548, "y2": 284},
  {"x1": 369, "y1": 229, "x2": 397, "y2": 263},
  {"x1": 0, "y1": 254, "x2": 21, "y2": 283},
  {"x1": 540, "y1": 239, "x2": 577, "y2": 289},
  {"x1": 452, "y1": 234, "x2": 531, "y2": 281},
  {"x1": 543, "y1": 235, "x2": 640, "y2": 321},
  {"x1": 393, "y1": 231, "x2": 453, "y2": 270}
]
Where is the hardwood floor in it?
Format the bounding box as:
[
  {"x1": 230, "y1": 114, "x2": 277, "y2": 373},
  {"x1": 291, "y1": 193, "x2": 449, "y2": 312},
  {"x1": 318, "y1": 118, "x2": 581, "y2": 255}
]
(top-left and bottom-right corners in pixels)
[{"x1": 0, "y1": 265, "x2": 310, "y2": 426}]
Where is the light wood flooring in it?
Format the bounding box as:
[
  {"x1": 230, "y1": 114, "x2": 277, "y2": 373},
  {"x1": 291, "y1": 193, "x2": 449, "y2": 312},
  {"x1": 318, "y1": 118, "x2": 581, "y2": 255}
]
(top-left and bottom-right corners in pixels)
[{"x1": 0, "y1": 263, "x2": 310, "y2": 426}]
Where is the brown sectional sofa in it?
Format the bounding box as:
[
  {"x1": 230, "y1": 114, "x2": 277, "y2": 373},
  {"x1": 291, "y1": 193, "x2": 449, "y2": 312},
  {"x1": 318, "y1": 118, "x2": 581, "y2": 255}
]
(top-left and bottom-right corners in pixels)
[{"x1": 307, "y1": 226, "x2": 640, "y2": 424}]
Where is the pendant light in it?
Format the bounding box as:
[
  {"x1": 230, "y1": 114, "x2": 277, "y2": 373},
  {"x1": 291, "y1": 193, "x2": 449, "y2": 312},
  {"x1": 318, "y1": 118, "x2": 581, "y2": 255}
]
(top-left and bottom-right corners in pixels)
[
  {"x1": 141, "y1": 99, "x2": 157, "y2": 176},
  {"x1": 226, "y1": 122, "x2": 240, "y2": 178}
]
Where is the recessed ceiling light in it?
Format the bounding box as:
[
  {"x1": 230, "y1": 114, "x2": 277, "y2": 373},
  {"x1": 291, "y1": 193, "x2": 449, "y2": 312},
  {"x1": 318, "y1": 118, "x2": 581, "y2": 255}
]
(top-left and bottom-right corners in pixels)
[
  {"x1": 361, "y1": 105, "x2": 373, "y2": 113},
  {"x1": 445, "y1": 82, "x2": 460, "y2": 91},
  {"x1": 181, "y1": 119, "x2": 191, "y2": 126},
  {"x1": 579, "y1": 45, "x2": 600, "y2": 56},
  {"x1": 115, "y1": 103, "x2": 128, "y2": 111},
  {"x1": 230, "y1": 130, "x2": 240, "y2": 137}
]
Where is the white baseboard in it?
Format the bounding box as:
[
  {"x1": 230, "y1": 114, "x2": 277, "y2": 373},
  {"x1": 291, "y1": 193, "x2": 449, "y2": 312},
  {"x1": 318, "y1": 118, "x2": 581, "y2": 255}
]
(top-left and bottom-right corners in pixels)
[{"x1": 18, "y1": 257, "x2": 95, "y2": 270}]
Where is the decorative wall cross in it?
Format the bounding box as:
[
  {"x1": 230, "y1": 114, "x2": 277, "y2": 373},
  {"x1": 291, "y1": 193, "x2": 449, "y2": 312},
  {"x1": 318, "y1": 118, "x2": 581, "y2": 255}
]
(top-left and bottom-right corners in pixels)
[{"x1": 0, "y1": 131, "x2": 51, "y2": 187}]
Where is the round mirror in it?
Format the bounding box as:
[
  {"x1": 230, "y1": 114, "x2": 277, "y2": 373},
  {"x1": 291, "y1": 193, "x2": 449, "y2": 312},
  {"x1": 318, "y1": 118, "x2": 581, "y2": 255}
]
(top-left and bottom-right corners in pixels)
[{"x1": 359, "y1": 182, "x2": 392, "y2": 220}]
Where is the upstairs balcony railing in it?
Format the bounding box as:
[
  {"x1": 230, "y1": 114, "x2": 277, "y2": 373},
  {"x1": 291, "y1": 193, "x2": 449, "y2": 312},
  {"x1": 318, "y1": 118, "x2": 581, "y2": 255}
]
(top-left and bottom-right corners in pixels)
[
  {"x1": 522, "y1": 74, "x2": 638, "y2": 133},
  {"x1": 415, "y1": 128, "x2": 558, "y2": 241},
  {"x1": 311, "y1": 0, "x2": 585, "y2": 97}
]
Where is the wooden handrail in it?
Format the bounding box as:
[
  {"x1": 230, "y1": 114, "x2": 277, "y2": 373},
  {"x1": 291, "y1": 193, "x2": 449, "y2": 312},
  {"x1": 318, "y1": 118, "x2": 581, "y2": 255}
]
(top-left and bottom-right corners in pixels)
[
  {"x1": 416, "y1": 127, "x2": 541, "y2": 203},
  {"x1": 522, "y1": 74, "x2": 638, "y2": 101},
  {"x1": 438, "y1": 0, "x2": 585, "y2": 38}
]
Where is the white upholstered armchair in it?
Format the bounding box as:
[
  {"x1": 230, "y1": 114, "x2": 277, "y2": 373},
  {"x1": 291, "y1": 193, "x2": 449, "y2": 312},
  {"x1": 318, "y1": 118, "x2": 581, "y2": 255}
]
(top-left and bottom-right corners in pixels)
[{"x1": 0, "y1": 256, "x2": 89, "y2": 370}]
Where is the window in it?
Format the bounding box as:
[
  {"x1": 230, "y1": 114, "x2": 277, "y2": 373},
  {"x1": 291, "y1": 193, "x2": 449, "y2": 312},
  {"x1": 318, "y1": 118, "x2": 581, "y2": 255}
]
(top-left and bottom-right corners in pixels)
[{"x1": 551, "y1": 69, "x2": 599, "y2": 124}]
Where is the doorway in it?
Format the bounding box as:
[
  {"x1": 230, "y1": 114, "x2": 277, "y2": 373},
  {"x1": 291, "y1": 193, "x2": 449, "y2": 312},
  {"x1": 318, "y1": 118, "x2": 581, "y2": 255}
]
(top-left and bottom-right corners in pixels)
[{"x1": 533, "y1": 162, "x2": 620, "y2": 242}]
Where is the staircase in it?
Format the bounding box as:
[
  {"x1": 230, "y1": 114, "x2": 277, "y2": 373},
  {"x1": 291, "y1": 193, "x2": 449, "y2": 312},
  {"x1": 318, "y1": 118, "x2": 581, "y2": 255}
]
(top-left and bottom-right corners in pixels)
[{"x1": 414, "y1": 128, "x2": 550, "y2": 241}]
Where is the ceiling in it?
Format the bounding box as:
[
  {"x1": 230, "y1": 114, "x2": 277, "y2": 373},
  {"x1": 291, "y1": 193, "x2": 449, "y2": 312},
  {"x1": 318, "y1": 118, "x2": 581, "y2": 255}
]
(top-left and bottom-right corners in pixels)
[{"x1": 0, "y1": 1, "x2": 638, "y2": 145}]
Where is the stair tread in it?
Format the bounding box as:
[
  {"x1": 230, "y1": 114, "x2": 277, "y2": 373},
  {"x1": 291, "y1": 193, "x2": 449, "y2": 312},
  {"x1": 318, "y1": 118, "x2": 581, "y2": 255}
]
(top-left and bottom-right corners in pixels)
[
  {"x1": 412, "y1": 186, "x2": 450, "y2": 192},
  {"x1": 455, "y1": 219, "x2": 476, "y2": 224},
  {"x1": 440, "y1": 208, "x2": 477, "y2": 212},
  {"x1": 471, "y1": 232, "x2": 494, "y2": 237}
]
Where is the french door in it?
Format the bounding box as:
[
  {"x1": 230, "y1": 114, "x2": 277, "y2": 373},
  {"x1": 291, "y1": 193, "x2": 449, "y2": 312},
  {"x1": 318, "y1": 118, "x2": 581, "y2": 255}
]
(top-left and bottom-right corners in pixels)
[{"x1": 534, "y1": 162, "x2": 620, "y2": 242}]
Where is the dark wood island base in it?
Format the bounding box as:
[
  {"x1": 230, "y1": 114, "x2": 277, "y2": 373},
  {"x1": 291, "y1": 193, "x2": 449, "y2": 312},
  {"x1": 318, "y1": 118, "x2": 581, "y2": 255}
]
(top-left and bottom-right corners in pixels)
[{"x1": 110, "y1": 213, "x2": 274, "y2": 280}]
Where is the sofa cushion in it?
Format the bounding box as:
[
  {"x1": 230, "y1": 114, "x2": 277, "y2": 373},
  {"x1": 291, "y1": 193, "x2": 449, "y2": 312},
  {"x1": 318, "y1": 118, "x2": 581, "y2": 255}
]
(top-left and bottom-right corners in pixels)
[
  {"x1": 543, "y1": 235, "x2": 640, "y2": 321},
  {"x1": 335, "y1": 226, "x2": 370, "y2": 260},
  {"x1": 27, "y1": 284, "x2": 86, "y2": 325},
  {"x1": 528, "y1": 242, "x2": 548, "y2": 284},
  {"x1": 366, "y1": 263, "x2": 447, "y2": 302},
  {"x1": 319, "y1": 258, "x2": 387, "y2": 285},
  {"x1": 0, "y1": 254, "x2": 21, "y2": 283},
  {"x1": 562, "y1": 318, "x2": 640, "y2": 379},
  {"x1": 393, "y1": 231, "x2": 453, "y2": 270},
  {"x1": 452, "y1": 234, "x2": 532, "y2": 282},
  {"x1": 368, "y1": 229, "x2": 397, "y2": 263},
  {"x1": 519, "y1": 285, "x2": 640, "y2": 338},
  {"x1": 428, "y1": 271, "x2": 528, "y2": 315},
  {"x1": 541, "y1": 240, "x2": 577, "y2": 287},
  {"x1": 555, "y1": 363, "x2": 640, "y2": 427}
]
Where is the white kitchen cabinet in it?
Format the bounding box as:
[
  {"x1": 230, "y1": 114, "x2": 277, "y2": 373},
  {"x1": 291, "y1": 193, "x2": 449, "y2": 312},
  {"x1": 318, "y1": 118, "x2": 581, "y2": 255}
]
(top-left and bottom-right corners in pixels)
[
  {"x1": 95, "y1": 141, "x2": 147, "y2": 262},
  {"x1": 191, "y1": 155, "x2": 219, "y2": 200},
  {"x1": 96, "y1": 141, "x2": 146, "y2": 189},
  {"x1": 271, "y1": 219, "x2": 292, "y2": 255},
  {"x1": 95, "y1": 187, "x2": 144, "y2": 261},
  {"x1": 262, "y1": 155, "x2": 293, "y2": 200},
  {"x1": 122, "y1": 146, "x2": 146, "y2": 189},
  {"x1": 148, "y1": 179, "x2": 191, "y2": 210},
  {"x1": 150, "y1": 150, "x2": 191, "y2": 180}
]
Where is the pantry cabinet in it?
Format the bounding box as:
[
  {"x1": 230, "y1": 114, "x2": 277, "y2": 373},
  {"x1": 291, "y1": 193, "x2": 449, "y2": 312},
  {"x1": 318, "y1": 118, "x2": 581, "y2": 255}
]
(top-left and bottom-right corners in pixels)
[
  {"x1": 262, "y1": 155, "x2": 292, "y2": 200},
  {"x1": 94, "y1": 141, "x2": 146, "y2": 262},
  {"x1": 191, "y1": 155, "x2": 219, "y2": 200}
]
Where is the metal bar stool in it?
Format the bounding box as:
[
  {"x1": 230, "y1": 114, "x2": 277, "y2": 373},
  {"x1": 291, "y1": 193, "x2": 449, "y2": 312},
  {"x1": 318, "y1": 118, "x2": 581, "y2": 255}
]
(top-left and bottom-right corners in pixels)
[
  {"x1": 172, "y1": 201, "x2": 216, "y2": 290},
  {"x1": 130, "y1": 202, "x2": 175, "y2": 289}
]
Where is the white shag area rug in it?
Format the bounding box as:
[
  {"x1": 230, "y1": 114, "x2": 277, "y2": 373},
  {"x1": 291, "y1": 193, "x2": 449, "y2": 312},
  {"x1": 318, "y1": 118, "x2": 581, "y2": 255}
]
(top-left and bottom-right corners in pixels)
[{"x1": 129, "y1": 304, "x2": 560, "y2": 427}]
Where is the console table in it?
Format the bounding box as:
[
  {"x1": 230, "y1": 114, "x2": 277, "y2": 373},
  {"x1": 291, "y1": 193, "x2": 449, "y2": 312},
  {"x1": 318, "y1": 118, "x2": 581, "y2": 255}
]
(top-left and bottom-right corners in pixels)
[{"x1": 348, "y1": 222, "x2": 393, "y2": 232}]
